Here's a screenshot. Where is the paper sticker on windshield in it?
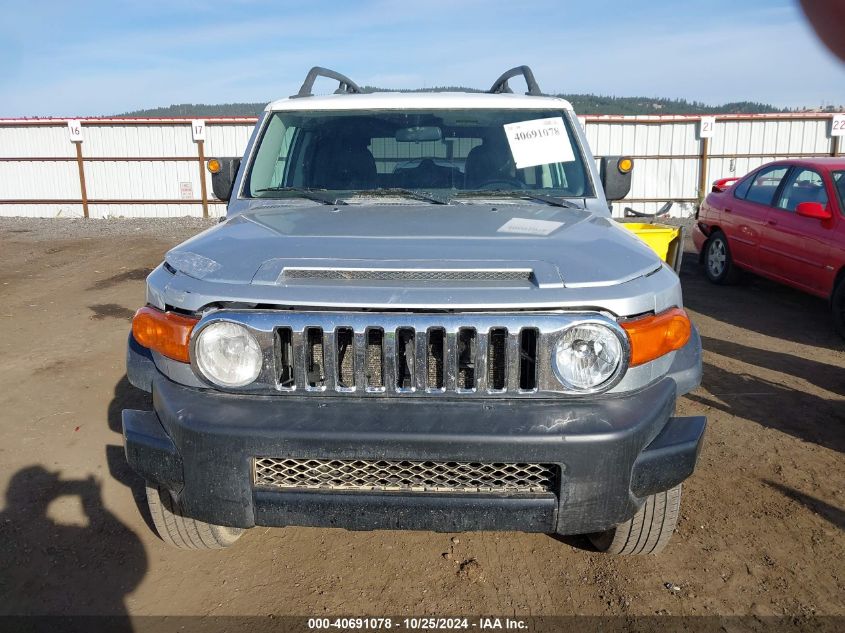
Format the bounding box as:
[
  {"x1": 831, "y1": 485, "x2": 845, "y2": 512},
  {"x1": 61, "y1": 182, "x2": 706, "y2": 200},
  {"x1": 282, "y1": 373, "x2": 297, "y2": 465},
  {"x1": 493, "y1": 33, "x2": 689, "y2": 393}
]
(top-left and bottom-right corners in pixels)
[
  {"x1": 497, "y1": 218, "x2": 564, "y2": 236},
  {"x1": 503, "y1": 117, "x2": 574, "y2": 169}
]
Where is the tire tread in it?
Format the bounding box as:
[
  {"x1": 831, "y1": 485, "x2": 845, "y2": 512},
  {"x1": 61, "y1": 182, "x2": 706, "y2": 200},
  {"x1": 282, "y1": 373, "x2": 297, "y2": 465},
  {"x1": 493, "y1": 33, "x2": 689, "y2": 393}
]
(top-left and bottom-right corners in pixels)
[
  {"x1": 145, "y1": 485, "x2": 243, "y2": 550},
  {"x1": 588, "y1": 485, "x2": 682, "y2": 555}
]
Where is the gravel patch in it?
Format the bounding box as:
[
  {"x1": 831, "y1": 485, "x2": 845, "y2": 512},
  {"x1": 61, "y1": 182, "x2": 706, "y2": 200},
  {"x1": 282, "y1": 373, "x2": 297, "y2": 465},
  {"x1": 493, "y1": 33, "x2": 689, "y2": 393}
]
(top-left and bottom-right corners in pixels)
[{"x1": 0, "y1": 216, "x2": 218, "y2": 241}]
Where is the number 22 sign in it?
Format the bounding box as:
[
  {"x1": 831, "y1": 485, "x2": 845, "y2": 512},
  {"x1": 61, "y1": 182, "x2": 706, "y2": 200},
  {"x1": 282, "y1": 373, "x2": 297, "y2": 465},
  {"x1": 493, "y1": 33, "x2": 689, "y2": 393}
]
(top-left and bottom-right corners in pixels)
[{"x1": 832, "y1": 114, "x2": 845, "y2": 137}]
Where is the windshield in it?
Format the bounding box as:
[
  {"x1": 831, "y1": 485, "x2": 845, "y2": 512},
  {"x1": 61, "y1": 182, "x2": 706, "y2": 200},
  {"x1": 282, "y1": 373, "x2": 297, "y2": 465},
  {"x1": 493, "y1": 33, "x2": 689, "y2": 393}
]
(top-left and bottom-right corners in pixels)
[
  {"x1": 246, "y1": 109, "x2": 593, "y2": 200},
  {"x1": 834, "y1": 171, "x2": 845, "y2": 214}
]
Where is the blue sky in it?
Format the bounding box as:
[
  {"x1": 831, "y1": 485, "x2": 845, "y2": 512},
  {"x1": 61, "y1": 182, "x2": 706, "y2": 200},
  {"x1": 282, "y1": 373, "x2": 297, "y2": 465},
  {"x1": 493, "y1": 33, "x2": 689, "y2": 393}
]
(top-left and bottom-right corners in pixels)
[{"x1": 1, "y1": 0, "x2": 843, "y2": 117}]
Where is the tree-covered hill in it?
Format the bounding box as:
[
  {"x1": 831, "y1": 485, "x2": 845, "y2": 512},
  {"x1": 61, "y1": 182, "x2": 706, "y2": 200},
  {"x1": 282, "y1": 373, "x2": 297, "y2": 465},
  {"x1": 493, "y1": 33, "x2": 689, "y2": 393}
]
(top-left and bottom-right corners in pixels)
[{"x1": 118, "y1": 88, "x2": 799, "y2": 117}]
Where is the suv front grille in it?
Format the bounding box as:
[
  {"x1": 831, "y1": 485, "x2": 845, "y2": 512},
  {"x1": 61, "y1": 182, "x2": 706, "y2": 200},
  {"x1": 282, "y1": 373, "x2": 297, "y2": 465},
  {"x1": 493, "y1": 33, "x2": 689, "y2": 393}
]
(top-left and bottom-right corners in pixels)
[
  {"x1": 190, "y1": 310, "x2": 629, "y2": 397},
  {"x1": 277, "y1": 321, "x2": 538, "y2": 394},
  {"x1": 253, "y1": 458, "x2": 557, "y2": 494}
]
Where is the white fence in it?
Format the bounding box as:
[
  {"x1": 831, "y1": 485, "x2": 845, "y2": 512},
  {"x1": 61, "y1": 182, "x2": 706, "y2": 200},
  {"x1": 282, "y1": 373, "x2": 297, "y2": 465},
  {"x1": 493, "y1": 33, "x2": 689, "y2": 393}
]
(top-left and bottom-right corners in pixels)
[{"x1": 0, "y1": 113, "x2": 841, "y2": 219}]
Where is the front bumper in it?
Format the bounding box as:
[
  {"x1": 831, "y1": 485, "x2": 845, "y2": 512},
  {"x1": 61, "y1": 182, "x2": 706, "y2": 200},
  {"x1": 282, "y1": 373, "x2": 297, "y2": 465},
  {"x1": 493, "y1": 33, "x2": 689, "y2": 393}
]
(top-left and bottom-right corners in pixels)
[
  {"x1": 692, "y1": 222, "x2": 708, "y2": 256},
  {"x1": 123, "y1": 364, "x2": 706, "y2": 535}
]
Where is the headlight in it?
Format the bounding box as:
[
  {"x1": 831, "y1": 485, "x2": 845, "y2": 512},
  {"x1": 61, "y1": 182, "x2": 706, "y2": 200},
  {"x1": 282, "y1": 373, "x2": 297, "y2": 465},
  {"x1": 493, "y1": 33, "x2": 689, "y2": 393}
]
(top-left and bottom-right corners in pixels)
[
  {"x1": 195, "y1": 322, "x2": 263, "y2": 387},
  {"x1": 553, "y1": 323, "x2": 623, "y2": 391}
]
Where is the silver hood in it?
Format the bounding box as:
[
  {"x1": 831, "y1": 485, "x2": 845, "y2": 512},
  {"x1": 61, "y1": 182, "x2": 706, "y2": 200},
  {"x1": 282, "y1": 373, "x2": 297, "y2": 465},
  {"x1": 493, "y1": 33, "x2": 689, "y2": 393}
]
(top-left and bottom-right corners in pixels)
[{"x1": 152, "y1": 201, "x2": 680, "y2": 316}]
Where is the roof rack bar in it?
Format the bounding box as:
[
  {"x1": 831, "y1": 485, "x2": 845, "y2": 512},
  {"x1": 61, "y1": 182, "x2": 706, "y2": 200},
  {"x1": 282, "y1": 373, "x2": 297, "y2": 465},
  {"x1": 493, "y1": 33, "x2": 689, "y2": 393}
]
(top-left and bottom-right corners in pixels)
[
  {"x1": 488, "y1": 65, "x2": 543, "y2": 96},
  {"x1": 292, "y1": 67, "x2": 362, "y2": 98}
]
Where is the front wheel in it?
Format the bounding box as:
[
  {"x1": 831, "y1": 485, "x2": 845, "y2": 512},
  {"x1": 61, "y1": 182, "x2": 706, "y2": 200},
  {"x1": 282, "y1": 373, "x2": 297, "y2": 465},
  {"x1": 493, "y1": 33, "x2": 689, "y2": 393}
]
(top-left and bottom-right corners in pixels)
[
  {"x1": 832, "y1": 279, "x2": 845, "y2": 339},
  {"x1": 146, "y1": 484, "x2": 243, "y2": 549},
  {"x1": 704, "y1": 231, "x2": 740, "y2": 284},
  {"x1": 588, "y1": 485, "x2": 682, "y2": 555}
]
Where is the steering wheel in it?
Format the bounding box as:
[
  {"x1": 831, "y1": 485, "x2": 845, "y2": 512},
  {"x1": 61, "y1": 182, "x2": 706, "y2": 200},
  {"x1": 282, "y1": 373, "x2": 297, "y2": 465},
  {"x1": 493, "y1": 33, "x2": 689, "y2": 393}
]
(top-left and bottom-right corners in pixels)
[{"x1": 475, "y1": 178, "x2": 526, "y2": 190}]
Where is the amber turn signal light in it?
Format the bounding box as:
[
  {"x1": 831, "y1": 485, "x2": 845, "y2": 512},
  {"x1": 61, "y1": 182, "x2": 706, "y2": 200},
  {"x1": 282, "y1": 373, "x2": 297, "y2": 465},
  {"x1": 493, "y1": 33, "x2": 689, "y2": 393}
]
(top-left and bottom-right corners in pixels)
[
  {"x1": 132, "y1": 306, "x2": 198, "y2": 363},
  {"x1": 207, "y1": 158, "x2": 221, "y2": 174},
  {"x1": 622, "y1": 307, "x2": 691, "y2": 367},
  {"x1": 618, "y1": 157, "x2": 633, "y2": 174}
]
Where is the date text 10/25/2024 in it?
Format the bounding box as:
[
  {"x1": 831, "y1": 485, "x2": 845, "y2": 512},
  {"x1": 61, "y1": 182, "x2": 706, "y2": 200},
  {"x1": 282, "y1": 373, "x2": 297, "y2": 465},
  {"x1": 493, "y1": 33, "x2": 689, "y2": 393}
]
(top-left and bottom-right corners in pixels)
[{"x1": 307, "y1": 617, "x2": 528, "y2": 630}]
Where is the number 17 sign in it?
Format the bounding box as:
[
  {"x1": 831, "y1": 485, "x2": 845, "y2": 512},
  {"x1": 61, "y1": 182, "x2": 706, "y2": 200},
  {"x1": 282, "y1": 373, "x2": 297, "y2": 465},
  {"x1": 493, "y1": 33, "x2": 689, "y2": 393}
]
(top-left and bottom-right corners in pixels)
[{"x1": 191, "y1": 120, "x2": 206, "y2": 142}]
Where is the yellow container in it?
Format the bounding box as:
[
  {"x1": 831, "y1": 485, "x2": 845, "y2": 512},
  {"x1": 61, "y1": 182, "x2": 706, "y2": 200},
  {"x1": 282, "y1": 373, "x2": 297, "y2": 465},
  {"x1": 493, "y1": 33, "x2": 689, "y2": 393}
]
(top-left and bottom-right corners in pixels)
[{"x1": 619, "y1": 222, "x2": 682, "y2": 267}]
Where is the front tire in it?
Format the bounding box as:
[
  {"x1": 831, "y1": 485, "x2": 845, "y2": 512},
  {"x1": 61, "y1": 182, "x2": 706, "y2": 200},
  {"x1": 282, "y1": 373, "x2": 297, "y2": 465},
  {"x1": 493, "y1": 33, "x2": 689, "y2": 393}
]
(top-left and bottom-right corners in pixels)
[
  {"x1": 832, "y1": 279, "x2": 845, "y2": 339},
  {"x1": 146, "y1": 484, "x2": 243, "y2": 549},
  {"x1": 704, "y1": 231, "x2": 740, "y2": 284},
  {"x1": 588, "y1": 485, "x2": 682, "y2": 555}
]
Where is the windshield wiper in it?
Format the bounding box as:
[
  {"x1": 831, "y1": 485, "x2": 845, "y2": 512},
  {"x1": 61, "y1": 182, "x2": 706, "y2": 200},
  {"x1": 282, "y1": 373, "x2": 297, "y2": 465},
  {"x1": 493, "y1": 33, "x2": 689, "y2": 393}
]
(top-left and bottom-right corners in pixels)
[
  {"x1": 519, "y1": 193, "x2": 582, "y2": 209},
  {"x1": 253, "y1": 187, "x2": 348, "y2": 206},
  {"x1": 455, "y1": 190, "x2": 581, "y2": 209},
  {"x1": 354, "y1": 188, "x2": 451, "y2": 205}
]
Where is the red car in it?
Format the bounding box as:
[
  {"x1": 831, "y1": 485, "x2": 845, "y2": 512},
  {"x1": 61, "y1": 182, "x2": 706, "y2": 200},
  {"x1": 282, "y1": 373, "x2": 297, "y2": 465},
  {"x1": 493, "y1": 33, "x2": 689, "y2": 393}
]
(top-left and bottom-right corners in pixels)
[{"x1": 692, "y1": 158, "x2": 845, "y2": 336}]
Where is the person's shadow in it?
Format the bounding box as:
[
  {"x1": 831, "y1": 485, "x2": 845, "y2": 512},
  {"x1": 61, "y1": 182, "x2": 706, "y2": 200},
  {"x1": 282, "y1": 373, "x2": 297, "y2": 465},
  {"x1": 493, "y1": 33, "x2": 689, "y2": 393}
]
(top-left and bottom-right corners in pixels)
[{"x1": 0, "y1": 466, "x2": 147, "y2": 630}]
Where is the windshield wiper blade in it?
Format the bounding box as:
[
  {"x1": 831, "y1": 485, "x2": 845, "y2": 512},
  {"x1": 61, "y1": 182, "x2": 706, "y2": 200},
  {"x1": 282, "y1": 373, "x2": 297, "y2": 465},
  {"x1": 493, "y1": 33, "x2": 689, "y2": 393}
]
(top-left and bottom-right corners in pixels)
[
  {"x1": 519, "y1": 193, "x2": 582, "y2": 209},
  {"x1": 253, "y1": 187, "x2": 348, "y2": 206},
  {"x1": 455, "y1": 190, "x2": 581, "y2": 209},
  {"x1": 355, "y1": 188, "x2": 451, "y2": 205}
]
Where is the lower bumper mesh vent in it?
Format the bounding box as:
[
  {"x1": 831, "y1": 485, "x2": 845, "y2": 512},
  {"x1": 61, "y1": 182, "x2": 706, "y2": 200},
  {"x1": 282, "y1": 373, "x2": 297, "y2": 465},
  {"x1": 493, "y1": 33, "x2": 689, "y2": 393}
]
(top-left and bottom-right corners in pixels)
[{"x1": 254, "y1": 458, "x2": 557, "y2": 494}]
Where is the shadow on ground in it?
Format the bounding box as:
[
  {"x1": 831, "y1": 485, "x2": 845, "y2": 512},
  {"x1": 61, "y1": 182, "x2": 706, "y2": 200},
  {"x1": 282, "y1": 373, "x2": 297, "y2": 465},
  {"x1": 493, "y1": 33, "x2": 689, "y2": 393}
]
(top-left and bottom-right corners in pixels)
[
  {"x1": 106, "y1": 376, "x2": 155, "y2": 533},
  {"x1": 680, "y1": 251, "x2": 844, "y2": 350},
  {"x1": 0, "y1": 466, "x2": 146, "y2": 624},
  {"x1": 765, "y1": 480, "x2": 845, "y2": 531}
]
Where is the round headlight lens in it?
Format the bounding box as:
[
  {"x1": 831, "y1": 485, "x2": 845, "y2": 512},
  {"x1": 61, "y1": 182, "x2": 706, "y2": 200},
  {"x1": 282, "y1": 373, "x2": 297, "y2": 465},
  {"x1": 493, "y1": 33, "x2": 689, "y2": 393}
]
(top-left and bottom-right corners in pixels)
[
  {"x1": 553, "y1": 324, "x2": 623, "y2": 391},
  {"x1": 195, "y1": 322, "x2": 263, "y2": 387}
]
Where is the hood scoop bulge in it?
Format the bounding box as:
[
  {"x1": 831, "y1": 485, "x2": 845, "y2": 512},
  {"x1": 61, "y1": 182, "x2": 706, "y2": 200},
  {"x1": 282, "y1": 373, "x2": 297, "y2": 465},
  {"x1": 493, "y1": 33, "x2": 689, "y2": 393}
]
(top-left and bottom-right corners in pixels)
[{"x1": 252, "y1": 259, "x2": 565, "y2": 288}]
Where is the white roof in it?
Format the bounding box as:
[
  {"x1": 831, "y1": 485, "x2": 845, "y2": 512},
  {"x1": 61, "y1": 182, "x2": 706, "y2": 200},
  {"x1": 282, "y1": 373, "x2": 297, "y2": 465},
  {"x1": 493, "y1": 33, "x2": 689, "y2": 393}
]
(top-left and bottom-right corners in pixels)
[{"x1": 266, "y1": 91, "x2": 574, "y2": 112}]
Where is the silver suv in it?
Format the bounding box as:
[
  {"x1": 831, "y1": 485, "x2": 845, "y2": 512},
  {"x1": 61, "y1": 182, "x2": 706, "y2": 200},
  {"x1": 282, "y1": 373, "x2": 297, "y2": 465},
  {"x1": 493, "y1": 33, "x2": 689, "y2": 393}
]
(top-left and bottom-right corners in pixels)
[{"x1": 123, "y1": 66, "x2": 704, "y2": 554}]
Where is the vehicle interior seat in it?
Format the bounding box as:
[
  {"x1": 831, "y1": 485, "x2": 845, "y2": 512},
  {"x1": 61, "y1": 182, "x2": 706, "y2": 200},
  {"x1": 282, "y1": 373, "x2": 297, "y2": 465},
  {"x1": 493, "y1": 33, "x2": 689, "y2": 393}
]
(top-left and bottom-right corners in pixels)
[
  {"x1": 783, "y1": 182, "x2": 828, "y2": 211},
  {"x1": 395, "y1": 159, "x2": 461, "y2": 189},
  {"x1": 464, "y1": 139, "x2": 517, "y2": 188},
  {"x1": 309, "y1": 136, "x2": 377, "y2": 190}
]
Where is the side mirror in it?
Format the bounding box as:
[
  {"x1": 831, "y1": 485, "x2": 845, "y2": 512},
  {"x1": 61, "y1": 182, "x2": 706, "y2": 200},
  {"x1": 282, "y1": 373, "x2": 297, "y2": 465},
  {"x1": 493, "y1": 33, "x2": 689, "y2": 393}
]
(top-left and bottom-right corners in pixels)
[
  {"x1": 207, "y1": 157, "x2": 241, "y2": 201},
  {"x1": 711, "y1": 177, "x2": 740, "y2": 193},
  {"x1": 796, "y1": 201, "x2": 832, "y2": 220},
  {"x1": 600, "y1": 156, "x2": 633, "y2": 202}
]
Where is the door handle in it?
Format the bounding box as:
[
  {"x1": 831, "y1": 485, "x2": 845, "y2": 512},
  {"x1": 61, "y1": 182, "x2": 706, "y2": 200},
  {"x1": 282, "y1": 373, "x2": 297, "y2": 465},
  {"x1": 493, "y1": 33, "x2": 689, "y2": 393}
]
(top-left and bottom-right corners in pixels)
[
  {"x1": 724, "y1": 208, "x2": 732, "y2": 213},
  {"x1": 767, "y1": 219, "x2": 778, "y2": 226}
]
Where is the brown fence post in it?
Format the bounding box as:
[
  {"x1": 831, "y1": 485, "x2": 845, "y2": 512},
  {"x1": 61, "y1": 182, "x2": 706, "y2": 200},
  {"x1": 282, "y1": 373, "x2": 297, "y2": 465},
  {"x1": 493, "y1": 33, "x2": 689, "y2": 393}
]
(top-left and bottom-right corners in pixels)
[
  {"x1": 191, "y1": 120, "x2": 209, "y2": 218},
  {"x1": 196, "y1": 139, "x2": 209, "y2": 218},
  {"x1": 697, "y1": 136, "x2": 710, "y2": 201},
  {"x1": 74, "y1": 142, "x2": 89, "y2": 219},
  {"x1": 68, "y1": 120, "x2": 89, "y2": 218}
]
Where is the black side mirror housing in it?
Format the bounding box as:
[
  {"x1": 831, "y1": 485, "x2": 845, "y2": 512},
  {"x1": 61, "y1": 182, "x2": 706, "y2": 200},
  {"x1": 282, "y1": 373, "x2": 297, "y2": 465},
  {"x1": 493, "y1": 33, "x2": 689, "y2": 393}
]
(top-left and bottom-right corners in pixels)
[
  {"x1": 600, "y1": 156, "x2": 633, "y2": 202},
  {"x1": 209, "y1": 157, "x2": 242, "y2": 201}
]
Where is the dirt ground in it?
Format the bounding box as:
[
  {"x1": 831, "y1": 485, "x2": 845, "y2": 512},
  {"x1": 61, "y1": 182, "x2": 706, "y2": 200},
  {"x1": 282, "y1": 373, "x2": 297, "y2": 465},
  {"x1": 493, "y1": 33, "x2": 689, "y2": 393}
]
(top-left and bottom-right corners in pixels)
[{"x1": 0, "y1": 217, "x2": 842, "y2": 627}]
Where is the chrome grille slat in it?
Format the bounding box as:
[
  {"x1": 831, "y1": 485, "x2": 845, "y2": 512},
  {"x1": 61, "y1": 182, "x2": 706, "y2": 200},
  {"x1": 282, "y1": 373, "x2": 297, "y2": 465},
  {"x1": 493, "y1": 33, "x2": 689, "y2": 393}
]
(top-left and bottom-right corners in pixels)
[
  {"x1": 506, "y1": 330, "x2": 521, "y2": 393},
  {"x1": 383, "y1": 329, "x2": 398, "y2": 392},
  {"x1": 292, "y1": 330, "x2": 308, "y2": 390},
  {"x1": 445, "y1": 330, "x2": 458, "y2": 392},
  {"x1": 254, "y1": 457, "x2": 557, "y2": 494},
  {"x1": 415, "y1": 330, "x2": 428, "y2": 391},
  {"x1": 353, "y1": 331, "x2": 367, "y2": 390},
  {"x1": 322, "y1": 329, "x2": 338, "y2": 391},
  {"x1": 475, "y1": 330, "x2": 489, "y2": 392}
]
